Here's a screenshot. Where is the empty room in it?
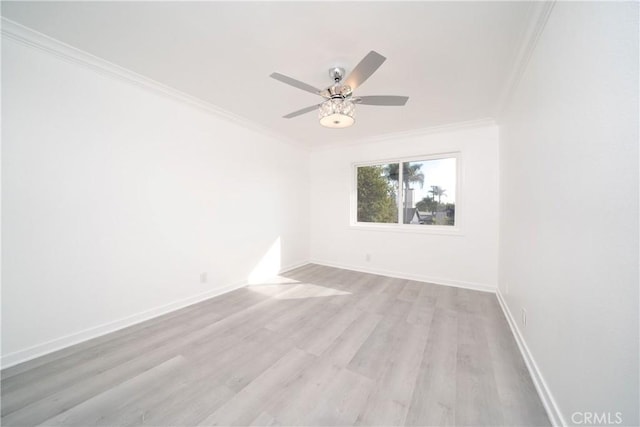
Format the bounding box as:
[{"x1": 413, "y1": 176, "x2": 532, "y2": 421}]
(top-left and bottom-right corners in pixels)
[{"x1": 1, "y1": 1, "x2": 638, "y2": 426}]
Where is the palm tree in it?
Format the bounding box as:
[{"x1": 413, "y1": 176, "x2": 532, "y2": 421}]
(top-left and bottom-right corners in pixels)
[
  {"x1": 384, "y1": 163, "x2": 425, "y2": 190},
  {"x1": 384, "y1": 163, "x2": 425, "y2": 223},
  {"x1": 416, "y1": 196, "x2": 438, "y2": 214},
  {"x1": 428, "y1": 185, "x2": 447, "y2": 204}
]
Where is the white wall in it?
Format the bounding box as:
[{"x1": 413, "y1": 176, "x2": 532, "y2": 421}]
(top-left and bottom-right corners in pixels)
[
  {"x1": 1, "y1": 38, "x2": 309, "y2": 365},
  {"x1": 310, "y1": 124, "x2": 499, "y2": 290},
  {"x1": 498, "y1": 2, "x2": 639, "y2": 426}
]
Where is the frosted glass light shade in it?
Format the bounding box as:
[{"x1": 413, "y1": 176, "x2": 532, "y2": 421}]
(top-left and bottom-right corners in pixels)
[{"x1": 319, "y1": 99, "x2": 355, "y2": 128}]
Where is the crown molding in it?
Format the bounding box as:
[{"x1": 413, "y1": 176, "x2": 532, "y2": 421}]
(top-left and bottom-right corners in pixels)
[
  {"x1": 311, "y1": 117, "x2": 497, "y2": 151},
  {"x1": 495, "y1": 1, "x2": 556, "y2": 119},
  {"x1": 0, "y1": 17, "x2": 307, "y2": 150}
]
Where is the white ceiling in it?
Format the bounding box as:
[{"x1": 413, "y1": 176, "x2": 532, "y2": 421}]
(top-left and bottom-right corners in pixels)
[{"x1": 2, "y1": 1, "x2": 537, "y2": 147}]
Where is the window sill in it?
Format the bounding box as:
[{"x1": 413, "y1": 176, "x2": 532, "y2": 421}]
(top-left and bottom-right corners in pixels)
[{"x1": 349, "y1": 223, "x2": 464, "y2": 236}]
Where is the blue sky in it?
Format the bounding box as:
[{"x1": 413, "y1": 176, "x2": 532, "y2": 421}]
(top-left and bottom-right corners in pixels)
[{"x1": 407, "y1": 157, "x2": 456, "y2": 205}]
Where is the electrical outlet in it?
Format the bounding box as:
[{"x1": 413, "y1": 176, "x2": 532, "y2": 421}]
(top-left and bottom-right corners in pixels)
[
  {"x1": 365, "y1": 253, "x2": 371, "y2": 262},
  {"x1": 521, "y1": 308, "x2": 527, "y2": 327},
  {"x1": 200, "y1": 272, "x2": 207, "y2": 283}
]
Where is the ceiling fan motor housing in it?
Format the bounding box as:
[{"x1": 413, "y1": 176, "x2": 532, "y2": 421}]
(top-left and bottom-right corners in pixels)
[
  {"x1": 329, "y1": 67, "x2": 345, "y2": 82},
  {"x1": 327, "y1": 68, "x2": 352, "y2": 99},
  {"x1": 270, "y1": 51, "x2": 407, "y2": 123}
]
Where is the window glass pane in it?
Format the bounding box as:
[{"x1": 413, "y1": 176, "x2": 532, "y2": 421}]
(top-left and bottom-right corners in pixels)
[
  {"x1": 356, "y1": 164, "x2": 399, "y2": 223},
  {"x1": 401, "y1": 158, "x2": 456, "y2": 226}
]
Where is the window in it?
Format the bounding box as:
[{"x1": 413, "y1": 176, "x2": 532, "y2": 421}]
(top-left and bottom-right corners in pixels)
[
  {"x1": 356, "y1": 163, "x2": 399, "y2": 224},
  {"x1": 353, "y1": 154, "x2": 459, "y2": 230}
]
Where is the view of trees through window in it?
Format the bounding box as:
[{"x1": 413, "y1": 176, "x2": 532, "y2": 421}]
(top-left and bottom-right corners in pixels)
[
  {"x1": 356, "y1": 164, "x2": 398, "y2": 223},
  {"x1": 356, "y1": 157, "x2": 456, "y2": 226}
]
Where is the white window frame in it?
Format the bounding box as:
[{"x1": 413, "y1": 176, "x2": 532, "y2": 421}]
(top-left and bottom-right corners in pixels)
[{"x1": 350, "y1": 152, "x2": 463, "y2": 235}]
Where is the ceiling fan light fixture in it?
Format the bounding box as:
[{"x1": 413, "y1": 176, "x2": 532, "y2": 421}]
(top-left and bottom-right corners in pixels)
[
  {"x1": 271, "y1": 51, "x2": 408, "y2": 124},
  {"x1": 319, "y1": 98, "x2": 355, "y2": 128}
]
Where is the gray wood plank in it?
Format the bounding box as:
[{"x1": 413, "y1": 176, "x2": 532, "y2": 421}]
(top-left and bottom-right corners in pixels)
[
  {"x1": 296, "y1": 304, "x2": 364, "y2": 356},
  {"x1": 261, "y1": 311, "x2": 382, "y2": 426},
  {"x1": 347, "y1": 299, "x2": 412, "y2": 380},
  {"x1": 1, "y1": 264, "x2": 549, "y2": 427},
  {"x1": 355, "y1": 321, "x2": 430, "y2": 426},
  {"x1": 455, "y1": 311, "x2": 504, "y2": 426},
  {"x1": 405, "y1": 308, "x2": 458, "y2": 426},
  {"x1": 302, "y1": 367, "x2": 374, "y2": 426},
  {"x1": 1, "y1": 287, "x2": 271, "y2": 413},
  {"x1": 0, "y1": 287, "x2": 261, "y2": 382},
  {"x1": 481, "y1": 297, "x2": 550, "y2": 426},
  {"x1": 37, "y1": 356, "x2": 187, "y2": 426},
  {"x1": 250, "y1": 411, "x2": 280, "y2": 427},
  {"x1": 198, "y1": 348, "x2": 316, "y2": 426}
]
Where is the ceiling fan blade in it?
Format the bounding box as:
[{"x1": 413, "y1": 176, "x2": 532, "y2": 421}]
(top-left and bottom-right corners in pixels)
[
  {"x1": 283, "y1": 104, "x2": 319, "y2": 119},
  {"x1": 343, "y1": 51, "x2": 386, "y2": 90},
  {"x1": 354, "y1": 95, "x2": 409, "y2": 106},
  {"x1": 270, "y1": 72, "x2": 322, "y2": 96}
]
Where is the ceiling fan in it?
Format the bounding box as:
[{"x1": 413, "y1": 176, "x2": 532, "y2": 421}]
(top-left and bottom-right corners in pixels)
[{"x1": 270, "y1": 51, "x2": 409, "y2": 129}]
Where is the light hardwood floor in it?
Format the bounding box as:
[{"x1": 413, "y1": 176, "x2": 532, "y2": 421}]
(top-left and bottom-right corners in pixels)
[{"x1": 1, "y1": 264, "x2": 550, "y2": 426}]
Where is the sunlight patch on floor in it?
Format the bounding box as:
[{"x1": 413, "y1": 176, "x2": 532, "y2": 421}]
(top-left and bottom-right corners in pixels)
[
  {"x1": 247, "y1": 281, "x2": 351, "y2": 299},
  {"x1": 273, "y1": 283, "x2": 351, "y2": 299},
  {"x1": 248, "y1": 275, "x2": 300, "y2": 286}
]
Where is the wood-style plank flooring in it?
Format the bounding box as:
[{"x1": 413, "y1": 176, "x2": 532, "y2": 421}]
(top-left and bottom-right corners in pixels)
[{"x1": 1, "y1": 264, "x2": 550, "y2": 426}]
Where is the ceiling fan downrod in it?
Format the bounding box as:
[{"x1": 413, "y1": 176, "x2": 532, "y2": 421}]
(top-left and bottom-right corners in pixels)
[{"x1": 329, "y1": 67, "x2": 345, "y2": 83}]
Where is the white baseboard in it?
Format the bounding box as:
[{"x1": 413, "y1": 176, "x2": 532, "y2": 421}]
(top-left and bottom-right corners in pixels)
[
  {"x1": 496, "y1": 289, "x2": 566, "y2": 426},
  {"x1": 1, "y1": 260, "x2": 308, "y2": 370},
  {"x1": 309, "y1": 259, "x2": 496, "y2": 293},
  {"x1": 277, "y1": 260, "x2": 309, "y2": 274},
  {"x1": 1, "y1": 259, "x2": 562, "y2": 427},
  {"x1": 0, "y1": 281, "x2": 245, "y2": 369},
  {"x1": 307, "y1": 260, "x2": 563, "y2": 425}
]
